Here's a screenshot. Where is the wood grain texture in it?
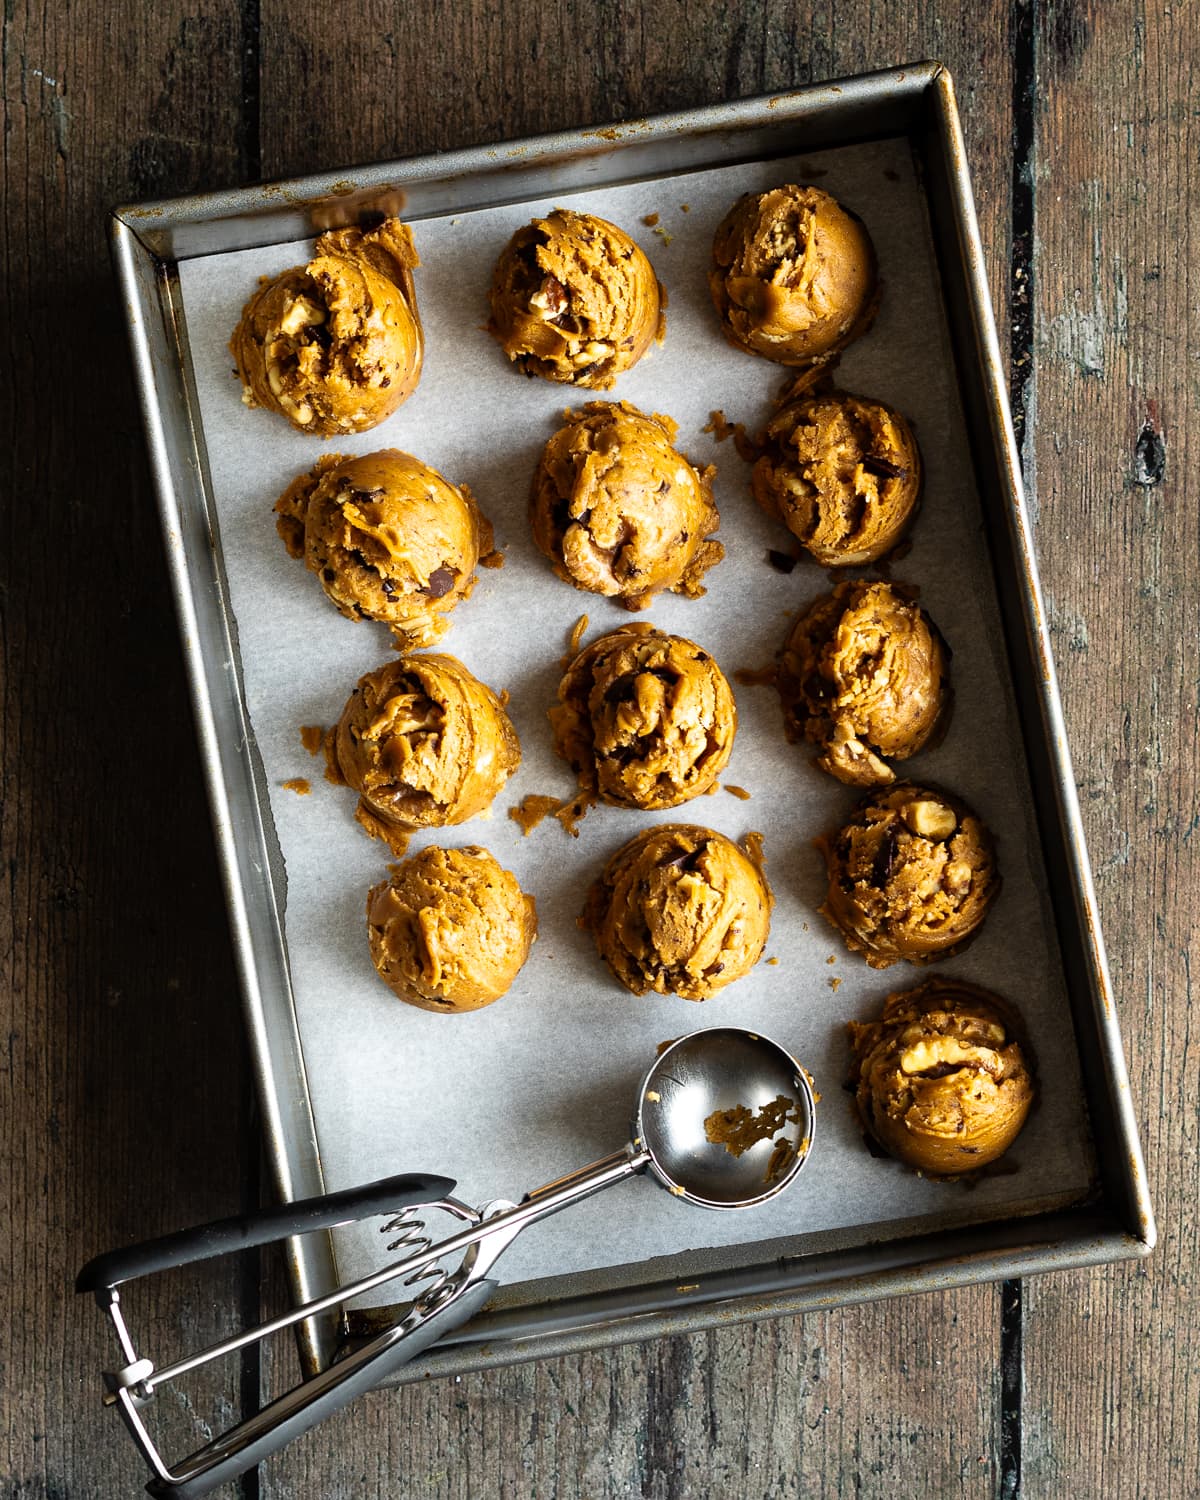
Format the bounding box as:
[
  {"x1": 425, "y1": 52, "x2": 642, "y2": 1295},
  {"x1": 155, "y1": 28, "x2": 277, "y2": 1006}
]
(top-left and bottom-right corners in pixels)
[
  {"x1": 258, "y1": 1279, "x2": 999, "y2": 1500},
  {"x1": 0, "y1": 3, "x2": 256, "y2": 1497},
  {"x1": 255, "y1": 4, "x2": 1013, "y2": 1497},
  {"x1": 1021, "y1": 3, "x2": 1200, "y2": 1496},
  {"x1": 7, "y1": 2, "x2": 1192, "y2": 1499}
]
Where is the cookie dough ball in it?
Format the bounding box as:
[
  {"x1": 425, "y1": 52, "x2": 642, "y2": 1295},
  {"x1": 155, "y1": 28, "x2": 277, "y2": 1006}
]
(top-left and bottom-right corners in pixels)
[
  {"x1": 367, "y1": 846, "x2": 537, "y2": 1012},
  {"x1": 326, "y1": 654, "x2": 520, "y2": 854},
  {"x1": 753, "y1": 391, "x2": 921, "y2": 566},
  {"x1": 819, "y1": 785, "x2": 999, "y2": 968},
  {"x1": 274, "y1": 449, "x2": 493, "y2": 649},
  {"x1": 488, "y1": 209, "x2": 664, "y2": 388},
  {"x1": 709, "y1": 186, "x2": 877, "y2": 366},
  {"x1": 530, "y1": 402, "x2": 722, "y2": 609},
  {"x1": 778, "y1": 580, "x2": 949, "y2": 787},
  {"x1": 231, "y1": 219, "x2": 422, "y2": 435},
  {"x1": 551, "y1": 624, "x2": 736, "y2": 810},
  {"x1": 848, "y1": 978, "x2": 1036, "y2": 1175},
  {"x1": 583, "y1": 825, "x2": 772, "y2": 1000}
]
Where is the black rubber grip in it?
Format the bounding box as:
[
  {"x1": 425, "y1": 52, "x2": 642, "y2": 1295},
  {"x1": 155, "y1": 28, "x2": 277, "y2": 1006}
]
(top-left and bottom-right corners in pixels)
[
  {"x1": 76, "y1": 1173, "x2": 456, "y2": 1292},
  {"x1": 143, "y1": 1278, "x2": 498, "y2": 1500}
]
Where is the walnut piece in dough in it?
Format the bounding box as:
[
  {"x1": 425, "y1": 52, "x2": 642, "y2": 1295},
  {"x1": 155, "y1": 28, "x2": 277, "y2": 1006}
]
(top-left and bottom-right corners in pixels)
[
  {"x1": 530, "y1": 401, "x2": 722, "y2": 609},
  {"x1": 326, "y1": 654, "x2": 520, "y2": 854},
  {"x1": 778, "y1": 580, "x2": 949, "y2": 787},
  {"x1": 818, "y1": 784, "x2": 999, "y2": 968},
  {"x1": 231, "y1": 219, "x2": 422, "y2": 435},
  {"x1": 367, "y1": 845, "x2": 537, "y2": 1013},
  {"x1": 488, "y1": 209, "x2": 664, "y2": 388},
  {"x1": 551, "y1": 623, "x2": 736, "y2": 810},
  {"x1": 274, "y1": 449, "x2": 493, "y2": 650},
  {"x1": 848, "y1": 977, "x2": 1035, "y2": 1176},
  {"x1": 583, "y1": 824, "x2": 772, "y2": 1000},
  {"x1": 709, "y1": 186, "x2": 877, "y2": 367},
  {"x1": 753, "y1": 390, "x2": 921, "y2": 567}
]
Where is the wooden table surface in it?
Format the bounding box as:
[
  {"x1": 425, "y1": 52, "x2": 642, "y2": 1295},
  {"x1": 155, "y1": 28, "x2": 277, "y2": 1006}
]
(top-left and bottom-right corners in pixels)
[{"x1": 2, "y1": 3, "x2": 1196, "y2": 1496}]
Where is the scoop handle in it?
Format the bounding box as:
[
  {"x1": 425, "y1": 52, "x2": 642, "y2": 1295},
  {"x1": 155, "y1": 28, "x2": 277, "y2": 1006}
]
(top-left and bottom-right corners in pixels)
[
  {"x1": 76, "y1": 1173, "x2": 454, "y2": 1293},
  {"x1": 141, "y1": 1276, "x2": 497, "y2": 1500}
]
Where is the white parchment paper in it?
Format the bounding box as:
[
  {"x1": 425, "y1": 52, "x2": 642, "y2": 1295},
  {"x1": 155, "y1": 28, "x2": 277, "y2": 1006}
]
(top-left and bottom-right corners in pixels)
[{"x1": 177, "y1": 137, "x2": 1093, "y2": 1300}]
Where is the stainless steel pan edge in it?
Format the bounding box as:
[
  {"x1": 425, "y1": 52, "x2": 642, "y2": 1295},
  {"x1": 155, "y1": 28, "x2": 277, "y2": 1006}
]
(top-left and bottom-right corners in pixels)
[
  {"x1": 921, "y1": 69, "x2": 1153, "y2": 1250},
  {"x1": 109, "y1": 62, "x2": 1153, "y2": 1388},
  {"x1": 109, "y1": 223, "x2": 341, "y2": 1373}
]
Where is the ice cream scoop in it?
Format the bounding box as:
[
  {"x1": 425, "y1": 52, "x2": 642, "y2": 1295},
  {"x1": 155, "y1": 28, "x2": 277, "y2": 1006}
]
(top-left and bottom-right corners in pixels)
[
  {"x1": 367, "y1": 846, "x2": 537, "y2": 1012},
  {"x1": 530, "y1": 401, "x2": 722, "y2": 609},
  {"x1": 752, "y1": 389, "x2": 921, "y2": 566},
  {"x1": 709, "y1": 185, "x2": 877, "y2": 366},
  {"x1": 551, "y1": 622, "x2": 737, "y2": 811},
  {"x1": 848, "y1": 977, "x2": 1035, "y2": 1176},
  {"x1": 231, "y1": 218, "x2": 423, "y2": 435},
  {"x1": 79, "y1": 1027, "x2": 815, "y2": 1496},
  {"x1": 275, "y1": 449, "x2": 493, "y2": 649},
  {"x1": 818, "y1": 784, "x2": 999, "y2": 968},
  {"x1": 488, "y1": 208, "x2": 664, "y2": 387},
  {"x1": 326, "y1": 654, "x2": 520, "y2": 854},
  {"x1": 584, "y1": 824, "x2": 772, "y2": 1000},
  {"x1": 777, "y1": 580, "x2": 949, "y2": 786}
]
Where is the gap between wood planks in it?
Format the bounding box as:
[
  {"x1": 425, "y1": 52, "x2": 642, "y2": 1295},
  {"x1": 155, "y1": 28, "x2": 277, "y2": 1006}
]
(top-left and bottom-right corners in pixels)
[
  {"x1": 238, "y1": 16, "x2": 263, "y2": 1500},
  {"x1": 1001, "y1": 0, "x2": 1037, "y2": 1495}
]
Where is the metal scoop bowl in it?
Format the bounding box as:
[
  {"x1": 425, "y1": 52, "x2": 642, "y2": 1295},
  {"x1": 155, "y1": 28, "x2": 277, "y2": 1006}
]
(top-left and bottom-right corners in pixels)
[
  {"x1": 634, "y1": 1026, "x2": 815, "y2": 1207},
  {"x1": 78, "y1": 1026, "x2": 815, "y2": 1499}
]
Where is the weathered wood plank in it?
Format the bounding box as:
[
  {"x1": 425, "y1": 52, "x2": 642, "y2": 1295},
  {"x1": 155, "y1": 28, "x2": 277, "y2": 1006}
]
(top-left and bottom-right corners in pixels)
[
  {"x1": 0, "y1": 4, "x2": 256, "y2": 1496},
  {"x1": 1021, "y1": 4, "x2": 1200, "y2": 1497},
  {"x1": 255, "y1": 5, "x2": 1015, "y2": 1497},
  {"x1": 256, "y1": 1279, "x2": 1000, "y2": 1500}
]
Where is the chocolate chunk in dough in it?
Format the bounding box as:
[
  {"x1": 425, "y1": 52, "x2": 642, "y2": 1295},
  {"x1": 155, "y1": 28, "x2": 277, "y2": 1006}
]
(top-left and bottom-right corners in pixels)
[
  {"x1": 551, "y1": 623, "x2": 736, "y2": 810},
  {"x1": 777, "y1": 580, "x2": 949, "y2": 787},
  {"x1": 818, "y1": 784, "x2": 999, "y2": 968},
  {"x1": 231, "y1": 219, "x2": 423, "y2": 435},
  {"x1": 848, "y1": 977, "x2": 1035, "y2": 1176},
  {"x1": 488, "y1": 209, "x2": 665, "y2": 388},
  {"x1": 274, "y1": 449, "x2": 493, "y2": 650},
  {"x1": 367, "y1": 845, "x2": 537, "y2": 1013},
  {"x1": 530, "y1": 401, "x2": 722, "y2": 609},
  {"x1": 709, "y1": 186, "x2": 877, "y2": 367},
  {"x1": 326, "y1": 654, "x2": 520, "y2": 854},
  {"x1": 753, "y1": 390, "x2": 921, "y2": 567},
  {"x1": 583, "y1": 824, "x2": 772, "y2": 1000}
]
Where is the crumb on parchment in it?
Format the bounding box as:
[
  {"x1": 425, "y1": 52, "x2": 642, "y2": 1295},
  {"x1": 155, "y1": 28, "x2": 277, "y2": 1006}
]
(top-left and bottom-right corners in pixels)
[
  {"x1": 734, "y1": 665, "x2": 777, "y2": 688},
  {"x1": 508, "y1": 794, "x2": 562, "y2": 836}
]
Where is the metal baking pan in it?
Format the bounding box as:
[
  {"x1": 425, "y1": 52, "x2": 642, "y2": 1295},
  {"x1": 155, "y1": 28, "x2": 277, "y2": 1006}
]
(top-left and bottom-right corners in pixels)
[{"x1": 110, "y1": 61, "x2": 1154, "y2": 1385}]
